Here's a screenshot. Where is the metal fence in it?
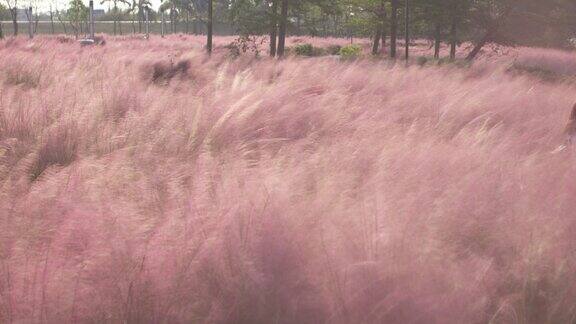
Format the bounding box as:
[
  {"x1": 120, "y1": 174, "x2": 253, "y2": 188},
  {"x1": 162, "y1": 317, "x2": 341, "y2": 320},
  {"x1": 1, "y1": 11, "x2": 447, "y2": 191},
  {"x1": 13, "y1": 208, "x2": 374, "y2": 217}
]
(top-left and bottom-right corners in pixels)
[{"x1": 0, "y1": 21, "x2": 235, "y2": 36}]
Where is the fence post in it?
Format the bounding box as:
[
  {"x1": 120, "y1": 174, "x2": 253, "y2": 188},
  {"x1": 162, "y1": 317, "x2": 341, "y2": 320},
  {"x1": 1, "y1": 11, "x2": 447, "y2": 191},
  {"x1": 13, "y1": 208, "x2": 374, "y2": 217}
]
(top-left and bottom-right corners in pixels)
[
  {"x1": 28, "y1": 7, "x2": 33, "y2": 38},
  {"x1": 89, "y1": 0, "x2": 95, "y2": 39}
]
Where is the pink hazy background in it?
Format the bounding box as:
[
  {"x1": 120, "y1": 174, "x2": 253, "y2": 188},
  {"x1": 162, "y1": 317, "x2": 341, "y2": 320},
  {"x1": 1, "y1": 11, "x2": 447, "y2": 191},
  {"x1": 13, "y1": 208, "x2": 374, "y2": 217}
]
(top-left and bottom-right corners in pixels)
[{"x1": 1, "y1": 35, "x2": 576, "y2": 323}]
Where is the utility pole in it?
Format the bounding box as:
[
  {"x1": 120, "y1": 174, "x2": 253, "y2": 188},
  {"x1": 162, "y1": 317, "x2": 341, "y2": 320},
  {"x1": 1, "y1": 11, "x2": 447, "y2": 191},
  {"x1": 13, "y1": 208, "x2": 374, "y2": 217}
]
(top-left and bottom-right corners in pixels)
[
  {"x1": 28, "y1": 7, "x2": 33, "y2": 38},
  {"x1": 89, "y1": 0, "x2": 95, "y2": 39}
]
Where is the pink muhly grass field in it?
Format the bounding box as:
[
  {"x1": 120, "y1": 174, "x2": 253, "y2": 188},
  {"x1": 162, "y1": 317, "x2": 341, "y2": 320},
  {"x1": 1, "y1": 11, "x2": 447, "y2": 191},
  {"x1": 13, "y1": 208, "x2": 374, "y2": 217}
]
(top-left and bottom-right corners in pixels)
[
  {"x1": 1, "y1": 35, "x2": 576, "y2": 323},
  {"x1": 513, "y1": 46, "x2": 576, "y2": 76}
]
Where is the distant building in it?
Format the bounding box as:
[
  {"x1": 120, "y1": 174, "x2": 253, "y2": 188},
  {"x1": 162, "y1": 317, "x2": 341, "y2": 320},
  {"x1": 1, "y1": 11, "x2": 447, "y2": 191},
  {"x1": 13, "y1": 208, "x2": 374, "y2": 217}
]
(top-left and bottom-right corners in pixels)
[
  {"x1": 93, "y1": 9, "x2": 105, "y2": 18},
  {"x1": 16, "y1": 8, "x2": 28, "y2": 21}
]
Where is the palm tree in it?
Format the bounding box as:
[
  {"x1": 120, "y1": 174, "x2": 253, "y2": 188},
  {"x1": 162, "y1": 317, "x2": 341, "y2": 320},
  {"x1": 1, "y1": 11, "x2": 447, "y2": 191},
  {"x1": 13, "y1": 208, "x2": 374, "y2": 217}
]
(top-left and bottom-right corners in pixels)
[
  {"x1": 127, "y1": 0, "x2": 150, "y2": 34},
  {"x1": 159, "y1": 0, "x2": 177, "y2": 34},
  {"x1": 101, "y1": 0, "x2": 130, "y2": 35}
]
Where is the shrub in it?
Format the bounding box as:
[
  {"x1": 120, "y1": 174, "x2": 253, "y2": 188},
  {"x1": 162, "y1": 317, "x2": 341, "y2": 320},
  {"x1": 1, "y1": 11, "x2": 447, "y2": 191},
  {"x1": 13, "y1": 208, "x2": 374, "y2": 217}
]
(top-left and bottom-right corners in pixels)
[
  {"x1": 417, "y1": 56, "x2": 428, "y2": 66},
  {"x1": 338, "y1": 44, "x2": 362, "y2": 59},
  {"x1": 327, "y1": 45, "x2": 342, "y2": 55},
  {"x1": 227, "y1": 35, "x2": 263, "y2": 58},
  {"x1": 3, "y1": 62, "x2": 42, "y2": 88},
  {"x1": 293, "y1": 44, "x2": 329, "y2": 57},
  {"x1": 312, "y1": 46, "x2": 327, "y2": 56},
  {"x1": 141, "y1": 59, "x2": 191, "y2": 85},
  {"x1": 294, "y1": 43, "x2": 314, "y2": 56},
  {"x1": 30, "y1": 123, "x2": 79, "y2": 181}
]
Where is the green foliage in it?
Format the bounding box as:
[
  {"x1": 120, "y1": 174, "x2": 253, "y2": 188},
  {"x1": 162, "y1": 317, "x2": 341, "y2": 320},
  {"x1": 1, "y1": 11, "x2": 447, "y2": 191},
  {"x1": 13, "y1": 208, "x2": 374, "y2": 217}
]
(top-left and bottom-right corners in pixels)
[
  {"x1": 312, "y1": 47, "x2": 327, "y2": 56},
  {"x1": 294, "y1": 43, "x2": 314, "y2": 56},
  {"x1": 289, "y1": 44, "x2": 330, "y2": 57},
  {"x1": 0, "y1": 4, "x2": 10, "y2": 21},
  {"x1": 4, "y1": 62, "x2": 42, "y2": 89},
  {"x1": 327, "y1": 45, "x2": 342, "y2": 55},
  {"x1": 339, "y1": 44, "x2": 362, "y2": 59},
  {"x1": 67, "y1": 0, "x2": 88, "y2": 22},
  {"x1": 3, "y1": 0, "x2": 573, "y2": 52},
  {"x1": 228, "y1": 0, "x2": 271, "y2": 36},
  {"x1": 227, "y1": 35, "x2": 264, "y2": 58}
]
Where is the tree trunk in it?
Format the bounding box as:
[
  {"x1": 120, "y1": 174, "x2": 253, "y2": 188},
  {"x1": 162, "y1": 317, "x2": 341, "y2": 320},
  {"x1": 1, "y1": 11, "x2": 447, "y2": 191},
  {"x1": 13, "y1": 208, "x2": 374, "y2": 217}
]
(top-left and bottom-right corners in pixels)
[
  {"x1": 390, "y1": 0, "x2": 398, "y2": 58},
  {"x1": 434, "y1": 23, "x2": 441, "y2": 59},
  {"x1": 71, "y1": 20, "x2": 79, "y2": 39},
  {"x1": 131, "y1": 14, "x2": 136, "y2": 34},
  {"x1": 185, "y1": 11, "x2": 190, "y2": 34},
  {"x1": 381, "y1": 19, "x2": 387, "y2": 49},
  {"x1": 332, "y1": 14, "x2": 337, "y2": 36},
  {"x1": 57, "y1": 14, "x2": 67, "y2": 34},
  {"x1": 161, "y1": 11, "x2": 165, "y2": 37},
  {"x1": 450, "y1": 15, "x2": 457, "y2": 60},
  {"x1": 173, "y1": 11, "x2": 178, "y2": 33},
  {"x1": 207, "y1": 0, "x2": 213, "y2": 53},
  {"x1": 113, "y1": 4, "x2": 117, "y2": 35},
  {"x1": 404, "y1": 0, "x2": 409, "y2": 60},
  {"x1": 296, "y1": 15, "x2": 301, "y2": 36},
  {"x1": 34, "y1": 13, "x2": 39, "y2": 34},
  {"x1": 466, "y1": 26, "x2": 496, "y2": 61},
  {"x1": 138, "y1": 10, "x2": 142, "y2": 33},
  {"x1": 0, "y1": 22, "x2": 3, "y2": 39},
  {"x1": 269, "y1": 0, "x2": 278, "y2": 57},
  {"x1": 50, "y1": 11, "x2": 55, "y2": 34},
  {"x1": 171, "y1": 8, "x2": 175, "y2": 33},
  {"x1": 276, "y1": 0, "x2": 288, "y2": 57},
  {"x1": 10, "y1": 7, "x2": 18, "y2": 36},
  {"x1": 372, "y1": 28, "x2": 382, "y2": 55},
  {"x1": 378, "y1": 0, "x2": 386, "y2": 54}
]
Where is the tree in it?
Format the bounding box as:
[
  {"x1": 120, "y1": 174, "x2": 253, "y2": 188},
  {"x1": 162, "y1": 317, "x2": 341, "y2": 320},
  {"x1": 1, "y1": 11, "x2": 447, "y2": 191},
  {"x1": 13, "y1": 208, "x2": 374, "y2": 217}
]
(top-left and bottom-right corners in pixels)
[
  {"x1": 390, "y1": 0, "x2": 398, "y2": 57},
  {"x1": 67, "y1": 0, "x2": 88, "y2": 38},
  {"x1": 404, "y1": 0, "x2": 409, "y2": 59},
  {"x1": 466, "y1": 0, "x2": 515, "y2": 60},
  {"x1": 374, "y1": 0, "x2": 387, "y2": 55},
  {"x1": 276, "y1": 0, "x2": 288, "y2": 57},
  {"x1": 136, "y1": 0, "x2": 151, "y2": 32},
  {"x1": 343, "y1": 0, "x2": 388, "y2": 55},
  {"x1": 49, "y1": 4, "x2": 55, "y2": 34},
  {"x1": 417, "y1": 0, "x2": 449, "y2": 59},
  {"x1": 159, "y1": 0, "x2": 178, "y2": 34},
  {"x1": 2, "y1": 0, "x2": 17, "y2": 36},
  {"x1": 101, "y1": 0, "x2": 130, "y2": 35},
  {"x1": 0, "y1": 3, "x2": 9, "y2": 38},
  {"x1": 207, "y1": 0, "x2": 212, "y2": 53},
  {"x1": 270, "y1": 0, "x2": 278, "y2": 57}
]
